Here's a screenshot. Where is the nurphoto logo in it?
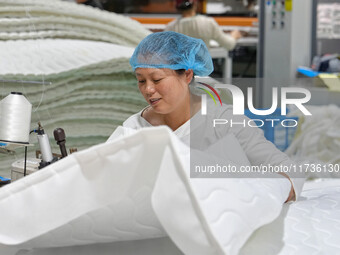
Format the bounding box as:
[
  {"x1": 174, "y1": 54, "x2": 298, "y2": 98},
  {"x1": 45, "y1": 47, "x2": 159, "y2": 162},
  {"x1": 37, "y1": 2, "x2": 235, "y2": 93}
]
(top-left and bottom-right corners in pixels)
[
  {"x1": 200, "y1": 84, "x2": 312, "y2": 128},
  {"x1": 197, "y1": 82, "x2": 222, "y2": 115}
]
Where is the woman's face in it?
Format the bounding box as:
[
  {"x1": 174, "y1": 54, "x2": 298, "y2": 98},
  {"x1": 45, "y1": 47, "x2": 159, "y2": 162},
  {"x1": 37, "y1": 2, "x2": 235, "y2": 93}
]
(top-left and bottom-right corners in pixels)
[{"x1": 135, "y1": 68, "x2": 192, "y2": 115}]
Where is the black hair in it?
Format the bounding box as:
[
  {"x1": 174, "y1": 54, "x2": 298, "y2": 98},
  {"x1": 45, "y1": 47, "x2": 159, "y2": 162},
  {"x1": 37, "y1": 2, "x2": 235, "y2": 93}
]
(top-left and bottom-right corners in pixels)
[
  {"x1": 176, "y1": 1, "x2": 194, "y2": 11},
  {"x1": 175, "y1": 69, "x2": 186, "y2": 75},
  {"x1": 175, "y1": 69, "x2": 195, "y2": 84}
]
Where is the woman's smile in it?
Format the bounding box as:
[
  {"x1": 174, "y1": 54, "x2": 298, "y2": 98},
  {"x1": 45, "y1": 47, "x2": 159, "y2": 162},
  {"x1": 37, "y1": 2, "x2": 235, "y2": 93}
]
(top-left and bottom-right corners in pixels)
[{"x1": 149, "y1": 98, "x2": 161, "y2": 105}]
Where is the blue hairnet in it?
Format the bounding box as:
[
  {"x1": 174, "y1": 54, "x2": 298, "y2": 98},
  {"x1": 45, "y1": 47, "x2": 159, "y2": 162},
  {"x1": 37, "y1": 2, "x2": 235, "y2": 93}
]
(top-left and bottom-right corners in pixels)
[{"x1": 130, "y1": 31, "x2": 214, "y2": 76}]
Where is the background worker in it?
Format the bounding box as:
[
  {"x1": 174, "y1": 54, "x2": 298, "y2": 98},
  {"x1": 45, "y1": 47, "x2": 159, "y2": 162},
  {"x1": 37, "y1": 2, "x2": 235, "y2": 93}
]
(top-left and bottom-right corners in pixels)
[{"x1": 165, "y1": 0, "x2": 242, "y2": 51}]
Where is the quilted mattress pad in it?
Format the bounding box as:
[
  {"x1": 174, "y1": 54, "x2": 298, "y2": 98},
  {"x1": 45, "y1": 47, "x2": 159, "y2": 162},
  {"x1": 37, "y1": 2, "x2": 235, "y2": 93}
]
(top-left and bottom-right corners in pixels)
[
  {"x1": 241, "y1": 178, "x2": 340, "y2": 254},
  {"x1": 0, "y1": 127, "x2": 338, "y2": 255}
]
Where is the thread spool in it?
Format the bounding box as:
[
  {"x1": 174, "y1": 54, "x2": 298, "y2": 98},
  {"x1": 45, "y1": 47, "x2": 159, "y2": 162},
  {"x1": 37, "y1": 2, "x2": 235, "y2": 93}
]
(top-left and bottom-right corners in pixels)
[{"x1": 0, "y1": 92, "x2": 32, "y2": 143}]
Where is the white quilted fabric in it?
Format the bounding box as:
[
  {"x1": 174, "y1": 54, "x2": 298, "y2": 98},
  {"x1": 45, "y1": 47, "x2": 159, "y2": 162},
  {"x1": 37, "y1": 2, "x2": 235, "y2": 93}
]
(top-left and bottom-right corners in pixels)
[
  {"x1": 0, "y1": 0, "x2": 150, "y2": 46},
  {"x1": 152, "y1": 132, "x2": 292, "y2": 255},
  {"x1": 0, "y1": 128, "x2": 170, "y2": 253},
  {"x1": 0, "y1": 127, "x2": 339, "y2": 255},
  {"x1": 0, "y1": 127, "x2": 290, "y2": 255},
  {"x1": 240, "y1": 178, "x2": 340, "y2": 255}
]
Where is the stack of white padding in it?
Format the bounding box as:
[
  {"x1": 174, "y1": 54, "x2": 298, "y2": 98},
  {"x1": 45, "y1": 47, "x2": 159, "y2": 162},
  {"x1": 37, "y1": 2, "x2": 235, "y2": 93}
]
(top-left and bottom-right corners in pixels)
[
  {"x1": 0, "y1": 0, "x2": 150, "y2": 46},
  {"x1": 0, "y1": 38, "x2": 147, "y2": 176},
  {"x1": 0, "y1": 39, "x2": 145, "y2": 139},
  {"x1": 0, "y1": 0, "x2": 151, "y2": 170}
]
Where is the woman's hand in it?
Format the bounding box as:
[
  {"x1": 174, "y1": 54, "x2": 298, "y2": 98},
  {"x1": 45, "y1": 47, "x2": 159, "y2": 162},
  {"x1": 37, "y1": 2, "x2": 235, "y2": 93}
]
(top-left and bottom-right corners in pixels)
[{"x1": 230, "y1": 30, "x2": 242, "y2": 40}]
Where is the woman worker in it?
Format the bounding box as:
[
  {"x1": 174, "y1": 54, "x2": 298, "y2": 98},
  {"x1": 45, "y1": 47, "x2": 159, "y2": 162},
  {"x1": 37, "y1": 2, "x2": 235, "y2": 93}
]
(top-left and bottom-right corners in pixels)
[
  {"x1": 165, "y1": 0, "x2": 242, "y2": 51},
  {"x1": 123, "y1": 31, "x2": 303, "y2": 203}
]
